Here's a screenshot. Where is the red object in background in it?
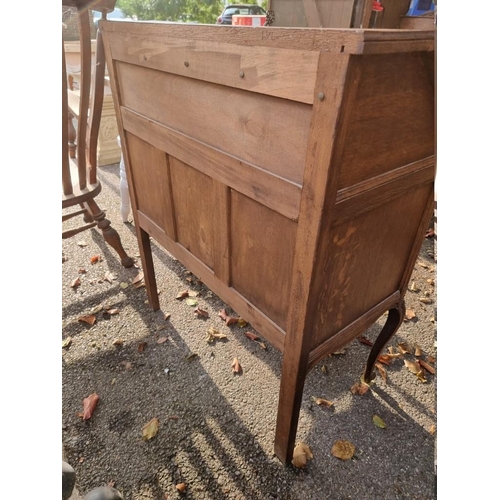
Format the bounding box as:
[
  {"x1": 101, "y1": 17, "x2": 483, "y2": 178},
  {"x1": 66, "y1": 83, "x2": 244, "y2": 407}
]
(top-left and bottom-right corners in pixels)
[{"x1": 373, "y1": 1, "x2": 384, "y2": 11}]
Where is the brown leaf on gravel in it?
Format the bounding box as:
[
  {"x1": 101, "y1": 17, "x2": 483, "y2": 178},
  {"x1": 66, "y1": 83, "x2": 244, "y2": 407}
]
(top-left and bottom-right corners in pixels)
[
  {"x1": 404, "y1": 359, "x2": 420, "y2": 374},
  {"x1": 237, "y1": 318, "x2": 248, "y2": 328},
  {"x1": 358, "y1": 336, "x2": 373, "y2": 346},
  {"x1": 244, "y1": 332, "x2": 260, "y2": 341},
  {"x1": 292, "y1": 442, "x2": 313, "y2": 468},
  {"x1": 218, "y1": 308, "x2": 238, "y2": 325},
  {"x1": 398, "y1": 342, "x2": 410, "y2": 355},
  {"x1": 427, "y1": 355, "x2": 436, "y2": 364},
  {"x1": 231, "y1": 358, "x2": 242, "y2": 374},
  {"x1": 205, "y1": 327, "x2": 227, "y2": 343},
  {"x1": 218, "y1": 309, "x2": 229, "y2": 320},
  {"x1": 138, "y1": 342, "x2": 147, "y2": 352},
  {"x1": 62, "y1": 337, "x2": 72, "y2": 348},
  {"x1": 78, "y1": 315, "x2": 96, "y2": 326},
  {"x1": 71, "y1": 278, "x2": 81, "y2": 288},
  {"x1": 157, "y1": 337, "x2": 168, "y2": 344},
  {"x1": 105, "y1": 308, "x2": 120, "y2": 316},
  {"x1": 132, "y1": 272, "x2": 144, "y2": 284},
  {"x1": 373, "y1": 415, "x2": 386, "y2": 429},
  {"x1": 78, "y1": 268, "x2": 86, "y2": 274},
  {"x1": 331, "y1": 440, "x2": 355, "y2": 460},
  {"x1": 377, "y1": 354, "x2": 392, "y2": 366},
  {"x1": 175, "y1": 483, "x2": 186, "y2": 493},
  {"x1": 418, "y1": 359, "x2": 436, "y2": 374},
  {"x1": 419, "y1": 297, "x2": 433, "y2": 304},
  {"x1": 404, "y1": 309, "x2": 416, "y2": 321},
  {"x1": 375, "y1": 362, "x2": 387, "y2": 382},
  {"x1": 321, "y1": 365, "x2": 328, "y2": 375},
  {"x1": 142, "y1": 417, "x2": 159, "y2": 441},
  {"x1": 194, "y1": 308, "x2": 209, "y2": 318},
  {"x1": 258, "y1": 342, "x2": 267, "y2": 350},
  {"x1": 351, "y1": 381, "x2": 369, "y2": 395},
  {"x1": 78, "y1": 393, "x2": 99, "y2": 420},
  {"x1": 176, "y1": 290, "x2": 189, "y2": 300},
  {"x1": 112, "y1": 338, "x2": 124, "y2": 346},
  {"x1": 104, "y1": 271, "x2": 116, "y2": 283},
  {"x1": 90, "y1": 255, "x2": 101, "y2": 264},
  {"x1": 414, "y1": 345, "x2": 422, "y2": 357},
  {"x1": 387, "y1": 346, "x2": 402, "y2": 357},
  {"x1": 164, "y1": 313, "x2": 171, "y2": 321},
  {"x1": 311, "y1": 397, "x2": 334, "y2": 408}
]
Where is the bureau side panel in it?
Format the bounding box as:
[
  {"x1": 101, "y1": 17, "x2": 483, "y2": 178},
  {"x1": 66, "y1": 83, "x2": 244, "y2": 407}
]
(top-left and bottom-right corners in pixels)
[{"x1": 338, "y1": 51, "x2": 434, "y2": 189}]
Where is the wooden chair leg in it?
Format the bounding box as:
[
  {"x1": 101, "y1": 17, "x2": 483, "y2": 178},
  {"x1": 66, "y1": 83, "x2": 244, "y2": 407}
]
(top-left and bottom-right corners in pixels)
[
  {"x1": 80, "y1": 203, "x2": 94, "y2": 224},
  {"x1": 84, "y1": 199, "x2": 134, "y2": 268},
  {"x1": 362, "y1": 302, "x2": 405, "y2": 383},
  {"x1": 68, "y1": 111, "x2": 76, "y2": 159},
  {"x1": 137, "y1": 227, "x2": 160, "y2": 310}
]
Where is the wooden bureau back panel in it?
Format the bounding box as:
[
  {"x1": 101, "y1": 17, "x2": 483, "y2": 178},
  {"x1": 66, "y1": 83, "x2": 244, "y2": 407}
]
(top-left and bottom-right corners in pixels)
[
  {"x1": 230, "y1": 191, "x2": 297, "y2": 329},
  {"x1": 116, "y1": 61, "x2": 311, "y2": 186}
]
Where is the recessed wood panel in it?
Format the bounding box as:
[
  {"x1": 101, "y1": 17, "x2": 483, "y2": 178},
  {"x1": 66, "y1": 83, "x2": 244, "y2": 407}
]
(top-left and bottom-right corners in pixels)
[
  {"x1": 310, "y1": 182, "x2": 433, "y2": 348},
  {"x1": 230, "y1": 191, "x2": 297, "y2": 329},
  {"x1": 116, "y1": 62, "x2": 311, "y2": 185},
  {"x1": 338, "y1": 52, "x2": 434, "y2": 189},
  {"x1": 125, "y1": 132, "x2": 176, "y2": 239},
  {"x1": 169, "y1": 157, "x2": 216, "y2": 270}
]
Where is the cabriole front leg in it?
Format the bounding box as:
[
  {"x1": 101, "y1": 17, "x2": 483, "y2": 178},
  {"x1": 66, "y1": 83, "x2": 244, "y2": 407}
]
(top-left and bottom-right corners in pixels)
[{"x1": 362, "y1": 302, "x2": 405, "y2": 384}]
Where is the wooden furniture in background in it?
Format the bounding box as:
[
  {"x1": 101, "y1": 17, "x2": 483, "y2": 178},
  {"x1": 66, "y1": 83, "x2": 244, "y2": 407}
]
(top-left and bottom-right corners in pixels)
[
  {"x1": 101, "y1": 22, "x2": 435, "y2": 463},
  {"x1": 62, "y1": 0, "x2": 133, "y2": 267}
]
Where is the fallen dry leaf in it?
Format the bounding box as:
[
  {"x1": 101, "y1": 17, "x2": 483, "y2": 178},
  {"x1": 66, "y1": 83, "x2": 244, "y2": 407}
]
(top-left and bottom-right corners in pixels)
[
  {"x1": 377, "y1": 354, "x2": 392, "y2": 366},
  {"x1": 331, "y1": 440, "x2": 355, "y2": 460},
  {"x1": 157, "y1": 337, "x2": 168, "y2": 344},
  {"x1": 71, "y1": 278, "x2": 81, "y2": 288},
  {"x1": 333, "y1": 348, "x2": 347, "y2": 355},
  {"x1": 398, "y1": 342, "x2": 410, "y2": 355},
  {"x1": 429, "y1": 424, "x2": 436, "y2": 435},
  {"x1": 409, "y1": 281, "x2": 420, "y2": 292},
  {"x1": 427, "y1": 355, "x2": 436, "y2": 364},
  {"x1": 416, "y1": 370, "x2": 427, "y2": 383},
  {"x1": 419, "y1": 297, "x2": 433, "y2": 304},
  {"x1": 358, "y1": 336, "x2": 373, "y2": 346},
  {"x1": 119, "y1": 282, "x2": 129, "y2": 289},
  {"x1": 132, "y1": 272, "x2": 144, "y2": 284},
  {"x1": 244, "y1": 332, "x2": 259, "y2": 341},
  {"x1": 351, "y1": 381, "x2": 369, "y2": 395},
  {"x1": 77, "y1": 240, "x2": 88, "y2": 247},
  {"x1": 78, "y1": 315, "x2": 96, "y2": 326},
  {"x1": 414, "y1": 345, "x2": 422, "y2": 357},
  {"x1": 387, "y1": 346, "x2": 402, "y2": 357},
  {"x1": 205, "y1": 327, "x2": 227, "y2": 343},
  {"x1": 78, "y1": 268, "x2": 86, "y2": 274},
  {"x1": 176, "y1": 290, "x2": 189, "y2": 300},
  {"x1": 105, "y1": 308, "x2": 120, "y2": 316},
  {"x1": 90, "y1": 255, "x2": 101, "y2": 264},
  {"x1": 219, "y1": 309, "x2": 238, "y2": 326},
  {"x1": 62, "y1": 337, "x2": 72, "y2": 348},
  {"x1": 404, "y1": 309, "x2": 416, "y2": 321},
  {"x1": 237, "y1": 318, "x2": 248, "y2": 328},
  {"x1": 425, "y1": 228, "x2": 435, "y2": 238},
  {"x1": 175, "y1": 483, "x2": 186, "y2": 493},
  {"x1": 112, "y1": 338, "x2": 124, "y2": 346},
  {"x1": 194, "y1": 308, "x2": 209, "y2": 318},
  {"x1": 185, "y1": 298, "x2": 198, "y2": 307},
  {"x1": 291, "y1": 442, "x2": 313, "y2": 468},
  {"x1": 311, "y1": 397, "x2": 334, "y2": 408},
  {"x1": 231, "y1": 358, "x2": 242, "y2": 374},
  {"x1": 418, "y1": 359, "x2": 436, "y2": 374},
  {"x1": 188, "y1": 290, "x2": 198, "y2": 297},
  {"x1": 138, "y1": 342, "x2": 147, "y2": 352},
  {"x1": 142, "y1": 417, "x2": 159, "y2": 441},
  {"x1": 185, "y1": 353, "x2": 198, "y2": 362},
  {"x1": 375, "y1": 362, "x2": 387, "y2": 382},
  {"x1": 78, "y1": 393, "x2": 99, "y2": 420},
  {"x1": 372, "y1": 415, "x2": 386, "y2": 429},
  {"x1": 404, "y1": 359, "x2": 420, "y2": 374},
  {"x1": 104, "y1": 271, "x2": 116, "y2": 283},
  {"x1": 321, "y1": 365, "x2": 328, "y2": 375}
]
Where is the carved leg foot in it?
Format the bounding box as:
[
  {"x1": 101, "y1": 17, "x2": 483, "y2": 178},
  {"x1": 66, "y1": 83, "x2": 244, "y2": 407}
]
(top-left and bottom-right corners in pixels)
[
  {"x1": 85, "y1": 200, "x2": 134, "y2": 268},
  {"x1": 362, "y1": 302, "x2": 405, "y2": 384}
]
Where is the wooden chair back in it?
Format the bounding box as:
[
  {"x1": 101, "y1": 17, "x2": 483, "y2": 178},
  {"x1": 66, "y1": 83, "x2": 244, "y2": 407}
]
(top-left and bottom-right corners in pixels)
[{"x1": 62, "y1": 0, "x2": 133, "y2": 267}]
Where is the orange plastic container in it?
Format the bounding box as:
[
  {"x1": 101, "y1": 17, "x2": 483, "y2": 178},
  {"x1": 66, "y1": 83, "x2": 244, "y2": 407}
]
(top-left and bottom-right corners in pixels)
[{"x1": 232, "y1": 15, "x2": 266, "y2": 26}]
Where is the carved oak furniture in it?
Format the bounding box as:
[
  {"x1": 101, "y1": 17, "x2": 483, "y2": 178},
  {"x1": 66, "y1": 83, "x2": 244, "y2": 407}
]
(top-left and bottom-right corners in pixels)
[
  {"x1": 101, "y1": 22, "x2": 435, "y2": 463},
  {"x1": 62, "y1": 0, "x2": 133, "y2": 268}
]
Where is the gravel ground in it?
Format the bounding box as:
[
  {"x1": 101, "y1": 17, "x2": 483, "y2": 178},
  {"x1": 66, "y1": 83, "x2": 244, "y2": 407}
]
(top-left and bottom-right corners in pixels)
[{"x1": 62, "y1": 163, "x2": 437, "y2": 500}]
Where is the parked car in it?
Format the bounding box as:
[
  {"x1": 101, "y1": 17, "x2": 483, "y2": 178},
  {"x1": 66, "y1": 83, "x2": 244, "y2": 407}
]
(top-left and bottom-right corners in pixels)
[
  {"x1": 216, "y1": 4, "x2": 266, "y2": 25},
  {"x1": 92, "y1": 7, "x2": 129, "y2": 28}
]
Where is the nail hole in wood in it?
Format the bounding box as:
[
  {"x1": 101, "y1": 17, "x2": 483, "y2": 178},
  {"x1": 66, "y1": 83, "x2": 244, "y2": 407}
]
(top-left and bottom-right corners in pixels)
[{"x1": 184, "y1": 61, "x2": 189, "y2": 67}]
